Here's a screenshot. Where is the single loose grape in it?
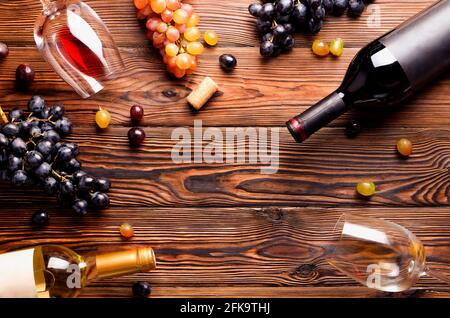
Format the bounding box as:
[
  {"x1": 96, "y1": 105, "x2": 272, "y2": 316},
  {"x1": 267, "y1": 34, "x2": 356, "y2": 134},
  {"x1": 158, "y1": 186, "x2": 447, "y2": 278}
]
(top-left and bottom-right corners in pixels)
[
  {"x1": 31, "y1": 210, "x2": 49, "y2": 226},
  {"x1": 356, "y1": 181, "x2": 376, "y2": 197},
  {"x1": 204, "y1": 30, "x2": 218, "y2": 46},
  {"x1": 329, "y1": 38, "x2": 345, "y2": 57},
  {"x1": 95, "y1": 107, "x2": 111, "y2": 129},
  {"x1": 345, "y1": 120, "x2": 361, "y2": 137},
  {"x1": 219, "y1": 54, "x2": 237, "y2": 71},
  {"x1": 151, "y1": 0, "x2": 166, "y2": 14},
  {"x1": 173, "y1": 9, "x2": 189, "y2": 24},
  {"x1": 312, "y1": 39, "x2": 329, "y2": 57},
  {"x1": 186, "y1": 42, "x2": 204, "y2": 56},
  {"x1": 397, "y1": 138, "x2": 412, "y2": 157},
  {"x1": 130, "y1": 105, "x2": 144, "y2": 122},
  {"x1": 184, "y1": 27, "x2": 201, "y2": 41},
  {"x1": 132, "y1": 282, "x2": 152, "y2": 298},
  {"x1": 187, "y1": 13, "x2": 200, "y2": 27},
  {"x1": 120, "y1": 223, "x2": 135, "y2": 239},
  {"x1": 16, "y1": 64, "x2": 35, "y2": 89},
  {"x1": 128, "y1": 127, "x2": 146, "y2": 146},
  {"x1": 165, "y1": 43, "x2": 179, "y2": 57}
]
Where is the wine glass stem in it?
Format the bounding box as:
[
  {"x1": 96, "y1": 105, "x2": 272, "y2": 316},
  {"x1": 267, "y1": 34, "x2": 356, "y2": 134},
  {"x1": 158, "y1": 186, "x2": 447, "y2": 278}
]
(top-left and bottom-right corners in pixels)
[{"x1": 426, "y1": 267, "x2": 450, "y2": 285}]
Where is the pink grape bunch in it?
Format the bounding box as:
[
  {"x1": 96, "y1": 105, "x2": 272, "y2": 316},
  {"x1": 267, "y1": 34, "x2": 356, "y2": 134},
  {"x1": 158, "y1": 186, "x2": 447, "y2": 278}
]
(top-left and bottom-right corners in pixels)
[{"x1": 134, "y1": 0, "x2": 216, "y2": 78}]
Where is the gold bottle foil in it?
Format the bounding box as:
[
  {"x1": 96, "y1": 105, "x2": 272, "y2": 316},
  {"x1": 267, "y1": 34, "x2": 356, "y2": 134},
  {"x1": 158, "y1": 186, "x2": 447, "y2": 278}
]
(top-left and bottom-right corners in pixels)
[
  {"x1": 96, "y1": 246, "x2": 156, "y2": 279},
  {"x1": 33, "y1": 247, "x2": 49, "y2": 297}
]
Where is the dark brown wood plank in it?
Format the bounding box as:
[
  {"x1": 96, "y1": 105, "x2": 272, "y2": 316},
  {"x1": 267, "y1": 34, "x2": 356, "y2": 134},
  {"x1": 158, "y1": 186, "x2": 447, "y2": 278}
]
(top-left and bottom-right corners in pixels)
[
  {"x1": 0, "y1": 47, "x2": 449, "y2": 128},
  {"x1": 0, "y1": 207, "x2": 448, "y2": 297},
  {"x1": 0, "y1": 0, "x2": 448, "y2": 299},
  {"x1": 0, "y1": 127, "x2": 449, "y2": 208},
  {"x1": 79, "y1": 286, "x2": 450, "y2": 298},
  {"x1": 0, "y1": 0, "x2": 436, "y2": 48}
]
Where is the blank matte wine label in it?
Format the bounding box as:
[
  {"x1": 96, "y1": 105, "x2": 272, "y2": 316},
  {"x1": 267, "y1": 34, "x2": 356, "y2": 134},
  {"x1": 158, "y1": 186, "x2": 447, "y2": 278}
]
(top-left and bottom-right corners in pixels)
[
  {"x1": 0, "y1": 249, "x2": 38, "y2": 298},
  {"x1": 380, "y1": 0, "x2": 450, "y2": 88}
]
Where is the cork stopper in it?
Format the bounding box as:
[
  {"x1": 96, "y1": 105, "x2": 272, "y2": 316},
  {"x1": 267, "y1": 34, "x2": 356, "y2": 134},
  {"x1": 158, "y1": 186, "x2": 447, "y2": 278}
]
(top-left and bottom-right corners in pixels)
[{"x1": 187, "y1": 76, "x2": 219, "y2": 110}]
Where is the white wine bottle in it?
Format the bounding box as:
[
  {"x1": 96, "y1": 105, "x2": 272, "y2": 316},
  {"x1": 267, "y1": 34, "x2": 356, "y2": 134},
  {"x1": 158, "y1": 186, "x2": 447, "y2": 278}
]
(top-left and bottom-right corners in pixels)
[{"x1": 0, "y1": 245, "x2": 156, "y2": 298}]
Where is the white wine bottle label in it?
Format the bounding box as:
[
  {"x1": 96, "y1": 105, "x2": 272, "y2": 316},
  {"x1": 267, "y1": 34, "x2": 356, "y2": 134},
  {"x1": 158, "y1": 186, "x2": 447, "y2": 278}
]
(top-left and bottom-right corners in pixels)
[{"x1": 0, "y1": 249, "x2": 38, "y2": 298}]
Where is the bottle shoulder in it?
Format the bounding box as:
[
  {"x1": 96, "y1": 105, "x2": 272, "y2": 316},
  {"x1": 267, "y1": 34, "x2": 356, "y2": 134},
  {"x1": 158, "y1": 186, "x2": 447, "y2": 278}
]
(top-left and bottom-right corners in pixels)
[
  {"x1": 35, "y1": 245, "x2": 88, "y2": 297},
  {"x1": 339, "y1": 40, "x2": 412, "y2": 106}
]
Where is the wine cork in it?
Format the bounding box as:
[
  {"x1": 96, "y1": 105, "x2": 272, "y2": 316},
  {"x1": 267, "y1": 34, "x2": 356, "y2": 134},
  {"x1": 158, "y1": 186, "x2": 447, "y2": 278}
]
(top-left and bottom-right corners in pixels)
[{"x1": 187, "y1": 77, "x2": 219, "y2": 110}]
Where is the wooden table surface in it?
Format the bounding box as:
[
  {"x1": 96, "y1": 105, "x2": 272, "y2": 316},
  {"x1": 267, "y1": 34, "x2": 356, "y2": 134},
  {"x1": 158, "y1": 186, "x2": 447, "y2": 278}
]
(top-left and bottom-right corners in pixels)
[{"x1": 0, "y1": 0, "x2": 449, "y2": 298}]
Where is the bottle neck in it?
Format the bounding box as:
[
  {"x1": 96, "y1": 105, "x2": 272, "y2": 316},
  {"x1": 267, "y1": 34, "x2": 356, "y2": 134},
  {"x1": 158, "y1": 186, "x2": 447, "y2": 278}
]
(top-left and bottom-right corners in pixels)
[
  {"x1": 286, "y1": 92, "x2": 348, "y2": 143},
  {"x1": 88, "y1": 246, "x2": 156, "y2": 281}
]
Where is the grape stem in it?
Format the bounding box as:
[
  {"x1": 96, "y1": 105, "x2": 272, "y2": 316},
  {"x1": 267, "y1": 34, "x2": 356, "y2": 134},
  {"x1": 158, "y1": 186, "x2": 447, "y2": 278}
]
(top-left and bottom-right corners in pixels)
[
  {"x1": 28, "y1": 116, "x2": 55, "y2": 125},
  {"x1": 27, "y1": 139, "x2": 36, "y2": 146},
  {"x1": 0, "y1": 106, "x2": 9, "y2": 124},
  {"x1": 51, "y1": 154, "x2": 59, "y2": 166},
  {"x1": 52, "y1": 169, "x2": 66, "y2": 182}
]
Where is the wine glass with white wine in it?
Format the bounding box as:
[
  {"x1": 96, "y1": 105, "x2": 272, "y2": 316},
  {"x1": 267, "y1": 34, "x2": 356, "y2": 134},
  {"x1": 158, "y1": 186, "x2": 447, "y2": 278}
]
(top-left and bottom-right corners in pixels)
[{"x1": 326, "y1": 214, "x2": 450, "y2": 292}]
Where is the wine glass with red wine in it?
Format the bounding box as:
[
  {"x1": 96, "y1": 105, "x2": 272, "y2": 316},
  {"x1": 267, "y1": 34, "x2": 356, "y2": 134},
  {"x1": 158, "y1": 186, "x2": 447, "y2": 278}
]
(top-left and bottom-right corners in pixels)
[{"x1": 34, "y1": 0, "x2": 124, "y2": 98}]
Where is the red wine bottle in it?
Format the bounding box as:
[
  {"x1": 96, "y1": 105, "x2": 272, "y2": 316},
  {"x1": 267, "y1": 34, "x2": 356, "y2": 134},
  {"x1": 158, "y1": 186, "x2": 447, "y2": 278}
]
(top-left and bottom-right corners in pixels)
[{"x1": 287, "y1": 0, "x2": 450, "y2": 143}]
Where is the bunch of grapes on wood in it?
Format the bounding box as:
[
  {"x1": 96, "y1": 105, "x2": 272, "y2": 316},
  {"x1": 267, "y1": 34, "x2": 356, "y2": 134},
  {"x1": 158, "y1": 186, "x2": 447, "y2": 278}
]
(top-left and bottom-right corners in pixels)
[
  {"x1": 249, "y1": 0, "x2": 374, "y2": 57},
  {"x1": 0, "y1": 96, "x2": 110, "y2": 215},
  {"x1": 134, "y1": 0, "x2": 208, "y2": 78}
]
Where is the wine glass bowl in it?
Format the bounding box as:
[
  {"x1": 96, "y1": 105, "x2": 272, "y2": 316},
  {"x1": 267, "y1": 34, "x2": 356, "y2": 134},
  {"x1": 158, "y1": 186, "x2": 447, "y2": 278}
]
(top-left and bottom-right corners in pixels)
[
  {"x1": 327, "y1": 214, "x2": 427, "y2": 292},
  {"x1": 34, "y1": 0, "x2": 124, "y2": 98}
]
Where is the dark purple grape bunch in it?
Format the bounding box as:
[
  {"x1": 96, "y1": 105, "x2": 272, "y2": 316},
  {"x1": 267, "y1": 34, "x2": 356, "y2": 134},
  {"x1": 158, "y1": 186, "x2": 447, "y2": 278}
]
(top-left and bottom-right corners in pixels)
[
  {"x1": 249, "y1": 0, "x2": 373, "y2": 57},
  {"x1": 0, "y1": 96, "x2": 111, "y2": 216},
  {"x1": 249, "y1": 0, "x2": 296, "y2": 57}
]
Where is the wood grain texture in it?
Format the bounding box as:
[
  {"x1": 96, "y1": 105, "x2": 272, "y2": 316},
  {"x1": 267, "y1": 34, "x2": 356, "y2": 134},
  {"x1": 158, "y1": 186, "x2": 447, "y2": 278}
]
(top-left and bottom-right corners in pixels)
[
  {"x1": 0, "y1": 127, "x2": 449, "y2": 208},
  {"x1": 79, "y1": 287, "x2": 450, "y2": 298},
  {"x1": 0, "y1": 207, "x2": 449, "y2": 298},
  {"x1": 0, "y1": 0, "x2": 436, "y2": 47},
  {"x1": 0, "y1": 48, "x2": 449, "y2": 128},
  {"x1": 0, "y1": 0, "x2": 449, "y2": 298}
]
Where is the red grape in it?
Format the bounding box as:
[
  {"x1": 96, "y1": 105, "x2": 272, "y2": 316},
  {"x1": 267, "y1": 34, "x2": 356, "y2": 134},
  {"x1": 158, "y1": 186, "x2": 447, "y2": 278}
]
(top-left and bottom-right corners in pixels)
[
  {"x1": 16, "y1": 64, "x2": 35, "y2": 89},
  {"x1": 130, "y1": 105, "x2": 144, "y2": 122},
  {"x1": 128, "y1": 127, "x2": 146, "y2": 146}
]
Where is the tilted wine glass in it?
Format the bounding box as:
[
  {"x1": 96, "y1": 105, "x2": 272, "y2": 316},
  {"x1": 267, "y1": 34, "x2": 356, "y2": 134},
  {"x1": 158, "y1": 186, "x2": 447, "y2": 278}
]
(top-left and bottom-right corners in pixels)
[
  {"x1": 34, "y1": 0, "x2": 124, "y2": 98},
  {"x1": 326, "y1": 214, "x2": 450, "y2": 292}
]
